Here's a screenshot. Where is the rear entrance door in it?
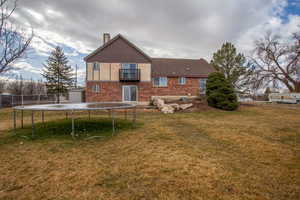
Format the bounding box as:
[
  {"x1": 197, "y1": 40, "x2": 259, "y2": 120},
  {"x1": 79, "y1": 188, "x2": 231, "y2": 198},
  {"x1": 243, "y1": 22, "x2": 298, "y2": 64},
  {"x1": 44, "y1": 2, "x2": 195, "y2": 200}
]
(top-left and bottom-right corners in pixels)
[{"x1": 122, "y1": 85, "x2": 137, "y2": 102}]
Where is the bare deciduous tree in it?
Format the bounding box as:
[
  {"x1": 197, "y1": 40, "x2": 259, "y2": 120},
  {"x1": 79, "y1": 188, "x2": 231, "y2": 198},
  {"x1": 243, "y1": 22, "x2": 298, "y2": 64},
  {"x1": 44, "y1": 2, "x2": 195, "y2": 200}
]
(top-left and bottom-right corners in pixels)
[
  {"x1": 6, "y1": 75, "x2": 23, "y2": 95},
  {"x1": 7, "y1": 77, "x2": 47, "y2": 95},
  {"x1": 250, "y1": 31, "x2": 300, "y2": 92},
  {"x1": 35, "y1": 79, "x2": 47, "y2": 95},
  {"x1": 0, "y1": 78, "x2": 5, "y2": 93},
  {"x1": 23, "y1": 78, "x2": 35, "y2": 95},
  {"x1": 0, "y1": 0, "x2": 33, "y2": 74}
]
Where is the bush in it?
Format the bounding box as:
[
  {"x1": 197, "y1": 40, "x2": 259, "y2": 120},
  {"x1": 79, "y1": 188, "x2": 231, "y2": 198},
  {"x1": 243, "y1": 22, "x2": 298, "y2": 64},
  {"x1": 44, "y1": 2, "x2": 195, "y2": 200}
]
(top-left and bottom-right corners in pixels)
[{"x1": 206, "y1": 72, "x2": 239, "y2": 111}]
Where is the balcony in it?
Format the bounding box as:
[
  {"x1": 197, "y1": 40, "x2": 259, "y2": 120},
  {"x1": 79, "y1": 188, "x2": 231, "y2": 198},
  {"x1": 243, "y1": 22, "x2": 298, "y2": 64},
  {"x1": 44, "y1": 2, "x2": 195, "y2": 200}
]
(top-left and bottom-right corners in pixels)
[{"x1": 119, "y1": 69, "x2": 140, "y2": 82}]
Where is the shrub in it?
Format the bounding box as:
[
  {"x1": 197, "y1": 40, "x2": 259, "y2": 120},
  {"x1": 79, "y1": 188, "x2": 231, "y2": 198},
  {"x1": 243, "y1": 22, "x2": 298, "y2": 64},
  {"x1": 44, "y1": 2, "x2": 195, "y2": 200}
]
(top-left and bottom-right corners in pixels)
[{"x1": 206, "y1": 72, "x2": 239, "y2": 111}]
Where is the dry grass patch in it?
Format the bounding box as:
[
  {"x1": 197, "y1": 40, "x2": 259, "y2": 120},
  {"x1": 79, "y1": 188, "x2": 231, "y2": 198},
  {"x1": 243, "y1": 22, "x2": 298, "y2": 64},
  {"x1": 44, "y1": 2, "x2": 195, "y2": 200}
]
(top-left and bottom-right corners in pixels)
[{"x1": 0, "y1": 105, "x2": 299, "y2": 200}]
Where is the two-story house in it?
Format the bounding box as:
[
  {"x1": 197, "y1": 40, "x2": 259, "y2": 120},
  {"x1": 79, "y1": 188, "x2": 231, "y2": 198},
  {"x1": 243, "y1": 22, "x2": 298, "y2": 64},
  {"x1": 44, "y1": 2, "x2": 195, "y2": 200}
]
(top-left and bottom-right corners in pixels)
[{"x1": 84, "y1": 33, "x2": 215, "y2": 104}]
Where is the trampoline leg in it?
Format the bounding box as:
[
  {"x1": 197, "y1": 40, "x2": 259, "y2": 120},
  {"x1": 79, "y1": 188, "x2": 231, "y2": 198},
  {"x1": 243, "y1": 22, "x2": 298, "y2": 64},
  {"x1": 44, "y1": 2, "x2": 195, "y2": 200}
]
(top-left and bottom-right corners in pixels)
[
  {"x1": 133, "y1": 107, "x2": 137, "y2": 123},
  {"x1": 42, "y1": 111, "x2": 45, "y2": 127},
  {"x1": 12, "y1": 110, "x2": 16, "y2": 135},
  {"x1": 31, "y1": 111, "x2": 35, "y2": 138},
  {"x1": 112, "y1": 110, "x2": 115, "y2": 135},
  {"x1": 71, "y1": 112, "x2": 75, "y2": 139},
  {"x1": 21, "y1": 110, "x2": 23, "y2": 129}
]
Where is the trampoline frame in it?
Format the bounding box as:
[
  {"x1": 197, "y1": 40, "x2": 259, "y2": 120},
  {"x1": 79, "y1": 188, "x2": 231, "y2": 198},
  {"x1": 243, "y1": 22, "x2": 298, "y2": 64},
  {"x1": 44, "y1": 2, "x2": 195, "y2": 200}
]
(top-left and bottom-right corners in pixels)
[{"x1": 12, "y1": 102, "x2": 137, "y2": 138}]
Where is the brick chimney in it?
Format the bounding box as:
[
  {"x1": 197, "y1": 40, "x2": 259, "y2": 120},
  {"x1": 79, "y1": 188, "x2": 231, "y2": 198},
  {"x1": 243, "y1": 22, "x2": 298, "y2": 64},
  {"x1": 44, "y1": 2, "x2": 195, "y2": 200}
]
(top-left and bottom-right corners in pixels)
[{"x1": 103, "y1": 33, "x2": 110, "y2": 44}]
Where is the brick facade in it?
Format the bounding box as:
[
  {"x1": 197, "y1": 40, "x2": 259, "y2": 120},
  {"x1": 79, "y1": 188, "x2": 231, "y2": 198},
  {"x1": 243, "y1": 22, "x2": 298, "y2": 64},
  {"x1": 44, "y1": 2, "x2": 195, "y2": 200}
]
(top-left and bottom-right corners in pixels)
[{"x1": 86, "y1": 77, "x2": 202, "y2": 102}]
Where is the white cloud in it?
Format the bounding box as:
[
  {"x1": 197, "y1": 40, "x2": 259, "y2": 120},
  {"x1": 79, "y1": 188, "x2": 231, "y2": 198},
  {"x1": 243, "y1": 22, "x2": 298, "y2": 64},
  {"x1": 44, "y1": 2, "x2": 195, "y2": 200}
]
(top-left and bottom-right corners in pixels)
[
  {"x1": 65, "y1": 51, "x2": 79, "y2": 57},
  {"x1": 3, "y1": 0, "x2": 298, "y2": 84},
  {"x1": 29, "y1": 28, "x2": 90, "y2": 57},
  {"x1": 15, "y1": 0, "x2": 291, "y2": 60},
  {"x1": 13, "y1": 61, "x2": 41, "y2": 74},
  {"x1": 236, "y1": 14, "x2": 300, "y2": 55},
  {"x1": 24, "y1": 8, "x2": 45, "y2": 22},
  {"x1": 46, "y1": 9, "x2": 63, "y2": 18}
]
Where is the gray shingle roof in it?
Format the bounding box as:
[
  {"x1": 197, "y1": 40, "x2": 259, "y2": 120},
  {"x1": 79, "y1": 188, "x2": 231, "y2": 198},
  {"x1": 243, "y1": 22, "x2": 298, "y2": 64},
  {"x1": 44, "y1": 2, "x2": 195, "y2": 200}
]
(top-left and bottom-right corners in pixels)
[{"x1": 151, "y1": 58, "x2": 215, "y2": 77}]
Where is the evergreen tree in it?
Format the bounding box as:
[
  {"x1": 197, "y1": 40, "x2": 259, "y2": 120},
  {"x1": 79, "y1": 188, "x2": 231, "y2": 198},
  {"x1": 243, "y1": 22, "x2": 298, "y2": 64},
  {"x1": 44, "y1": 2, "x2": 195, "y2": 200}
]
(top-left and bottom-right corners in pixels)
[
  {"x1": 211, "y1": 42, "x2": 251, "y2": 92},
  {"x1": 42, "y1": 46, "x2": 73, "y2": 103},
  {"x1": 206, "y1": 72, "x2": 238, "y2": 111}
]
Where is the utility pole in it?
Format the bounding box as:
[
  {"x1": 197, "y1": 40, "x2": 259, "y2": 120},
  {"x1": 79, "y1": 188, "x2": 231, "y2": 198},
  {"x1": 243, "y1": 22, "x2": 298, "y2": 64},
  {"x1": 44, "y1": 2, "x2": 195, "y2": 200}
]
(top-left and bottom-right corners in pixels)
[{"x1": 20, "y1": 75, "x2": 24, "y2": 106}]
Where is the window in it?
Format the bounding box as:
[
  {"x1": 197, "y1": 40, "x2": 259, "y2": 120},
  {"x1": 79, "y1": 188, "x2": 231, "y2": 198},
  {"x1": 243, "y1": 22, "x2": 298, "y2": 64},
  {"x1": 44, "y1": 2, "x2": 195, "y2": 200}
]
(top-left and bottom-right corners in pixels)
[
  {"x1": 153, "y1": 77, "x2": 168, "y2": 87},
  {"x1": 199, "y1": 78, "x2": 207, "y2": 93},
  {"x1": 93, "y1": 62, "x2": 100, "y2": 71},
  {"x1": 121, "y1": 63, "x2": 137, "y2": 69},
  {"x1": 92, "y1": 84, "x2": 100, "y2": 93},
  {"x1": 123, "y1": 85, "x2": 138, "y2": 102},
  {"x1": 120, "y1": 63, "x2": 138, "y2": 80},
  {"x1": 178, "y1": 77, "x2": 186, "y2": 85}
]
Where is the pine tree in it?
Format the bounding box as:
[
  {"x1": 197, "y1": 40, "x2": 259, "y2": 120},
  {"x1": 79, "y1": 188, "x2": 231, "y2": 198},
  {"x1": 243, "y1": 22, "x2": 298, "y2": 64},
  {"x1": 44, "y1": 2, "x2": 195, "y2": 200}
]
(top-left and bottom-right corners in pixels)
[
  {"x1": 210, "y1": 42, "x2": 252, "y2": 92},
  {"x1": 206, "y1": 72, "x2": 238, "y2": 111},
  {"x1": 42, "y1": 46, "x2": 73, "y2": 103}
]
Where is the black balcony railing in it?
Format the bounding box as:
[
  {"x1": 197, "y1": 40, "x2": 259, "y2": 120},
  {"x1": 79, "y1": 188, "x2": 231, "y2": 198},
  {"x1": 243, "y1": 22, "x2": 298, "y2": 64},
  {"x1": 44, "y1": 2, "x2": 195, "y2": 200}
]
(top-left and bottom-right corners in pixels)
[{"x1": 119, "y1": 69, "x2": 140, "y2": 81}]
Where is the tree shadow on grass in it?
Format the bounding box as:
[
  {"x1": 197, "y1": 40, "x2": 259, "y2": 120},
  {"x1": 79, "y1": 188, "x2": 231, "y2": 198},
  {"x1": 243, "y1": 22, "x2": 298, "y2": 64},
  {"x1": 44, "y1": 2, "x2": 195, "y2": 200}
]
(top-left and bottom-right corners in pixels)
[{"x1": 1, "y1": 117, "x2": 142, "y2": 144}]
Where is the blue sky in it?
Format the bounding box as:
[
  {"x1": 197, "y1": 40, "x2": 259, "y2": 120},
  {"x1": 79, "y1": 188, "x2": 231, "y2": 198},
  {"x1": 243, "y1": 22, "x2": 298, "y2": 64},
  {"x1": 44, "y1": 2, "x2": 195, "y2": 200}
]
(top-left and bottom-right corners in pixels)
[
  {"x1": 286, "y1": 0, "x2": 300, "y2": 15},
  {"x1": 1, "y1": 0, "x2": 300, "y2": 86}
]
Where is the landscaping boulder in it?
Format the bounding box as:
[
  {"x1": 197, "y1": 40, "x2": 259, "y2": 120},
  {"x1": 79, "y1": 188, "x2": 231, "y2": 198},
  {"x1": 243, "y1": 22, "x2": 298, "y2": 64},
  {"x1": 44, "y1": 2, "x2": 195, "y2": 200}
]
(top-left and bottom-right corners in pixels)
[
  {"x1": 168, "y1": 103, "x2": 180, "y2": 111},
  {"x1": 152, "y1": 97, "x2": 193, "y2": 113},
  {"x1": 179, "y1": 103, "x2": 193, "y2": 110},
  {"x1": 161, "y1": 104, "x2": 175, "y2": 114},
  {"x1": 156, "y1": 98, "x2": 165, "y2": 110},
  {"x1": 152, "y1": 97, "x2": 159, "y2": 106},
  {"x1": 152, "y1": 97, "x2": 164, "y2": 107}
]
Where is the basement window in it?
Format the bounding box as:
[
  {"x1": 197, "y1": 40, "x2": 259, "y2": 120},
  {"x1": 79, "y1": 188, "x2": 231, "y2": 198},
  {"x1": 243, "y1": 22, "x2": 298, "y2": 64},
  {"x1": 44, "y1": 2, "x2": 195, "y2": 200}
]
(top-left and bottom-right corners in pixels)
[
  {"x1": 153, "y1": 77, "x2": 168, "y2": 87},
  {"x1": 92, "y1": 84, "x2": 100, "y2": 93}
]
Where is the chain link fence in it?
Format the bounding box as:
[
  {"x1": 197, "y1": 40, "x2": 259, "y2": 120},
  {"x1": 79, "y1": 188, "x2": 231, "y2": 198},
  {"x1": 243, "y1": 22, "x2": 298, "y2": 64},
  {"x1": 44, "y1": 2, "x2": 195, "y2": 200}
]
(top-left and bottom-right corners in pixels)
[{"x1": 0, "y1": 94, "x2": 59, "y2": 108}]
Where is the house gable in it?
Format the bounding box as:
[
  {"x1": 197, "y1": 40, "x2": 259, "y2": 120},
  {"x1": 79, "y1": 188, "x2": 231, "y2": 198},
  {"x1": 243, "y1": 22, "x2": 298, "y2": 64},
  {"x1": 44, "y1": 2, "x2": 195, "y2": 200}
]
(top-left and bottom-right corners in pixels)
[{"x1": 84, "y1": 34, "x2": 151, "y2": 63}]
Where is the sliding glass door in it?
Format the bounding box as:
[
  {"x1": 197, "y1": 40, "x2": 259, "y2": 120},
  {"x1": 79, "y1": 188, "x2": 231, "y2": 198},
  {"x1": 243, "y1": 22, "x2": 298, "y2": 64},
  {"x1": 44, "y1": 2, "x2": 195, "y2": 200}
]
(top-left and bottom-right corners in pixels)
[{"x1": 122, "y1": 85, "x2": 137, "y2": 102}]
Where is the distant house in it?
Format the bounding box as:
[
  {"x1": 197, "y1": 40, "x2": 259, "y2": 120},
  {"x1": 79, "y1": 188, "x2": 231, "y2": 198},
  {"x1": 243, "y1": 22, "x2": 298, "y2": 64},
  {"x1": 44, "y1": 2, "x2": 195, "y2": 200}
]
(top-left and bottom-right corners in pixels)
[{"x1": 84, "y1": 33, "x2": 214, "y2": 103}]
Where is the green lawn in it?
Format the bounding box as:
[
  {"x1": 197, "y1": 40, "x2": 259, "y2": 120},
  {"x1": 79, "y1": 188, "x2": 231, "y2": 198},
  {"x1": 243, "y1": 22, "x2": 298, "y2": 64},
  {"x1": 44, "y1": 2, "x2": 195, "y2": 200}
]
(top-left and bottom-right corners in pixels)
[{"x1": 0, "y1": 105, "x2": 299, "y2": 200}]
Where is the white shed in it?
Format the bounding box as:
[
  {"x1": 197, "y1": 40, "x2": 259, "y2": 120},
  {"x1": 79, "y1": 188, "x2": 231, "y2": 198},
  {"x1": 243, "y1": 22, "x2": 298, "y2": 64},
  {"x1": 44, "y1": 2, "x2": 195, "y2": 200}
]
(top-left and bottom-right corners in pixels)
[{"x1": 68, "y1": 88, "x2": 85, "y2": 103}]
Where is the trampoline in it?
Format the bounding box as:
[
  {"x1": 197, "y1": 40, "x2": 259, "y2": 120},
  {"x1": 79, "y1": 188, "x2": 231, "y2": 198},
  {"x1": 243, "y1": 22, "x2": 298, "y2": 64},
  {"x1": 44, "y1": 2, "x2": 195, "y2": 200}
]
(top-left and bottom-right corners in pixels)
[{"x1": 12, "y1": 102, "x2": 137, "y2": 138}]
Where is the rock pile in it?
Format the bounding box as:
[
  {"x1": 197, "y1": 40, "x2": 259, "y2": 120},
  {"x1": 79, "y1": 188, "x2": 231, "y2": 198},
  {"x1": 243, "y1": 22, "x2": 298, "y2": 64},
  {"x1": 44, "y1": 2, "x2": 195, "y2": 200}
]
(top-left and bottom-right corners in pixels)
[{"x1": 152, "y1": 97, "x2": 193, "y2": 114}]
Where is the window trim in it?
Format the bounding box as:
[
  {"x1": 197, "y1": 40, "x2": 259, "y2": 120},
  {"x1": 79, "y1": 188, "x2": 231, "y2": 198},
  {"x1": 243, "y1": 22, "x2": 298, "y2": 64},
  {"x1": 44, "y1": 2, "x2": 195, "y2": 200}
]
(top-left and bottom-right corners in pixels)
[
  {"x1": 153, "y1": 77, "x2": 168, "y2": 87},
  {"x1": 178, "y1": 77, "x2": 186, "y2": 85}
]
